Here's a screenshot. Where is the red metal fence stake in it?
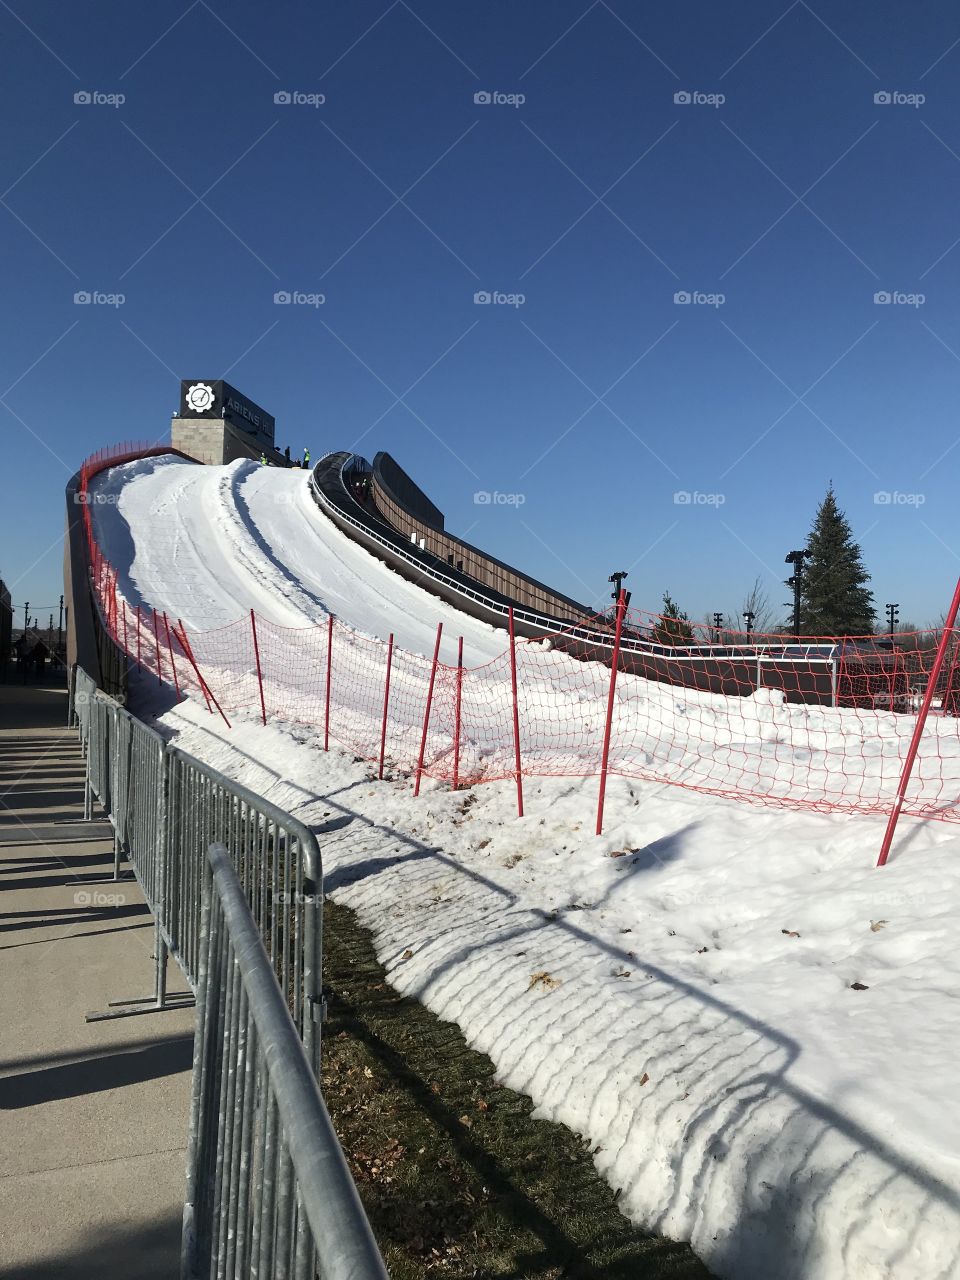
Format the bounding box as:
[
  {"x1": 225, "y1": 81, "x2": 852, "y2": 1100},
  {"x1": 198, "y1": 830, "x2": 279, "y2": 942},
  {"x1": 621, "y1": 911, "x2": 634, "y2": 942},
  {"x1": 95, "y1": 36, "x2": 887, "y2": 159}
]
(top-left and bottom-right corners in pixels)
[
  {"x1": 162, "y1": 612, "x2": 181, "y2": 699},
  {"x1": 121, "y1": 601, "x2": 129, "y2": 656},
  {"x1": 596, "y1": 589, "x2": 628, "y2": 837},
  {"x1": 324, "y1": 614, "x2": 334, "y2": 751},
  {"x1": 152, "y1": 608, "x2": 163, "y2": 685},
  {"x1": 174, "y1": 620, "x2": 229, "y2": 727},
  {"x1": 378, "y1": 632, "x2": 394, "y2": 780},
  {"x1": 508, "y1": 608, "x2": 524, "y2": 818},
  {"x1": 250, "y1": 609, "x2": 267, "y2": 726},
  {"x1": 877, "y1": 574, "x2": 960, "y2": 866},
  {"x1": 414, "y1": 623, "x2": 443, "y2": 797},
  {"x1": 453, "y1": 635, "x2": 463, "y2": 791},
  {"x1": 135, "y1": 604, "x2": 142, "y2": 671}
]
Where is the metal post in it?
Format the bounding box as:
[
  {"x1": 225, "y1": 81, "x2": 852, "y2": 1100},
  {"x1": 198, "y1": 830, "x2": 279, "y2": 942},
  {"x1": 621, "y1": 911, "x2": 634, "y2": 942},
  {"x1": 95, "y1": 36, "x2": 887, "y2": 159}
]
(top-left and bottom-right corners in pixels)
[
  {"x1": 250, "y1": 609, "x2": 267, "y2": 726},
  {"x1": 596, "y1": 590, "x2": 627, "y2": 836},
  {"x1": 174, "y1": 621, "x2": 231, "y2": 728},
  {"x1": 177, "y1": 619, "x2": 213, "y2": 716},
  {"x1": 136, "y1": 604, "x2": 142, "y2": 671},
  {"x1": 324, "y1": 615, "x2": 333, "y2": 752},
  {"x1": 413, "y1": 623, "x2": 443, "y2": 798},
  {"x1": 508, "y1": 608, "x2": 524, "y2": 819},
  {"x1": 378, "y1": 633, "x2": 394, "y2": 780},
  {"x1": 877, "y1": 573, "x2": 960, "y2": 866},
  {"x1": 163, "y1": 613, "x2": 181, "y2": 699},
  {"x1": 152, "y1": 607, "x2": 163, "y2": 685},
  {"x1": 452, "y1": 636, "x2": 463, "y2": 791}
]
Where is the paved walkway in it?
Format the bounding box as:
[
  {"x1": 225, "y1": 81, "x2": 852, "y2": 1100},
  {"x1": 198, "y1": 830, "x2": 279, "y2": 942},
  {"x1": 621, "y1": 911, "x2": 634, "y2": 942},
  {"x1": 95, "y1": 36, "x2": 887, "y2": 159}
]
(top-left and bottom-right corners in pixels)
[{"x1": 0, "y1": 680, "x2": 194, "y2": 1279}]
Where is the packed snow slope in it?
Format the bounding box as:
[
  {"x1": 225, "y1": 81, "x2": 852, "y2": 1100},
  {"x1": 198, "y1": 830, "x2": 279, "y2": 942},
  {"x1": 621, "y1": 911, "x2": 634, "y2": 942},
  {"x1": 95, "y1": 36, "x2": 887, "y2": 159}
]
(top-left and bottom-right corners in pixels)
[
  {"x1": 90, "y1": 454, "x2": 508, "y2": 664},
  {"x1": 92, "y1": 453, "x2": 960, "y2": 1279}
]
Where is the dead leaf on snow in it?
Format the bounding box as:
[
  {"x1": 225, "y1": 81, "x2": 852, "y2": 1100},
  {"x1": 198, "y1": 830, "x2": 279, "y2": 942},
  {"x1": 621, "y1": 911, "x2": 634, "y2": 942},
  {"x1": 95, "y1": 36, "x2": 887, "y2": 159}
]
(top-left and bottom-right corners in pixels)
[
  {"x1": 870, "y1": 919, "x2": 888, "y2": 932},
  {"x1": 781, "y1": 929, "x2": 801, "y2": 938},
  {"x1": 528, "y1": 970, "x2": 561, "y2": 991}
]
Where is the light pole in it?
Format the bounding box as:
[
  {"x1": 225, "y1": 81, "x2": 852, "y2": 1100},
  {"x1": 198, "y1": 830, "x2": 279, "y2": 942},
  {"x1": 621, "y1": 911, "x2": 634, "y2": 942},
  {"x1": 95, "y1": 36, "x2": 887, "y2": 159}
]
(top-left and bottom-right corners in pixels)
[
  {"x1": 784, "y1": 551, "x2": 806, "y2": 639},
  {"x1": 886, "y1": 602, "x2": 899, "y2": 633},
  {"x1": 58, "y1": 594, "x2": 64, "y2": 657},
  {"x1": 743, "y1": 610, "x2": 755, "y2": 637},
  {"x1": 712, "y1": 612, "x2": 723, "y2": 641},
  {"x1": 23, "y1": 601, "x2": 28, "y2": 634},
  {"x1": 608, "y1": 571, "x2": 630, "y2": 613}
]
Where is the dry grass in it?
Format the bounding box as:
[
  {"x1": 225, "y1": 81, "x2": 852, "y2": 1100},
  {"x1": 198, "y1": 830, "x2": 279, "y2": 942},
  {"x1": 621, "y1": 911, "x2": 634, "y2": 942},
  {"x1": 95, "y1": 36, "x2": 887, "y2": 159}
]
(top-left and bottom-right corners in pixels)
[{"x1": 321, "y1": 899, "x2": 713, "y2": 1280}]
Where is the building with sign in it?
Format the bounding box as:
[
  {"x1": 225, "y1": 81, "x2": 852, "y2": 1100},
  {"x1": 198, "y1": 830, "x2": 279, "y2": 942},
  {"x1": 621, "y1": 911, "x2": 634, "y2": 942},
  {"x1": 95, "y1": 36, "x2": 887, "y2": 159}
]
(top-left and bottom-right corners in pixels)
[{"x1": 171, "y1": 380, "x2": 287, "y2": 465}]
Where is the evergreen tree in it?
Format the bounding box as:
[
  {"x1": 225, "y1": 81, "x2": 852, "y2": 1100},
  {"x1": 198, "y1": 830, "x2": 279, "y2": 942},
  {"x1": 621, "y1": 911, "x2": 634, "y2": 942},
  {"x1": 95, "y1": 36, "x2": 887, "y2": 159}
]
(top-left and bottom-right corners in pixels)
[
  {"x1": 800, "y1": 487, "x2": 875, "y2": 635},
  {"x1": 652, "y1": 591, "x2": 694, "y2": 645}
]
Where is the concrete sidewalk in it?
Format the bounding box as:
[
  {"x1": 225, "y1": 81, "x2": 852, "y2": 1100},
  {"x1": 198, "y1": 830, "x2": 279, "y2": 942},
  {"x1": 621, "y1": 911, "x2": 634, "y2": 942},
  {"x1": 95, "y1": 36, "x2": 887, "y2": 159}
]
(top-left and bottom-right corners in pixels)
[{"x1": 0, "y1": 681, "x2": 194, "y2": 1279}]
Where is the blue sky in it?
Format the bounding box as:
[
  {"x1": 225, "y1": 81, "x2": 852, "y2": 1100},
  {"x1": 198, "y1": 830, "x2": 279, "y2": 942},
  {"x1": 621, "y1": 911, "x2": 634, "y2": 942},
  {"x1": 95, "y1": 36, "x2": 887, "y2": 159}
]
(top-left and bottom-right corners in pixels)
[{"x1": 3, "y1": 0, "x2": 960, "y2": 631}]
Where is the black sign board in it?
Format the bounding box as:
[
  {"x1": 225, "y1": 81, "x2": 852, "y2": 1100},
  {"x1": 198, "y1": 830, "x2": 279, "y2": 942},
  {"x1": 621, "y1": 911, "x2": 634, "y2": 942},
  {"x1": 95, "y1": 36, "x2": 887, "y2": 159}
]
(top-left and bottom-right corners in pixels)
[{"x1": 179, "y1": 380, "x2": 275, "y2": 444}]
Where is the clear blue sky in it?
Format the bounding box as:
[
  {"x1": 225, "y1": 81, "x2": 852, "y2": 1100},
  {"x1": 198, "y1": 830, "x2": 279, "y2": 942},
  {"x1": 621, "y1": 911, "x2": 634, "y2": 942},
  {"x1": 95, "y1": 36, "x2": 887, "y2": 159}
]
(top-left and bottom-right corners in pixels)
[{"x1": 3, "y1": 0, "x2": 960, "y2": 631}]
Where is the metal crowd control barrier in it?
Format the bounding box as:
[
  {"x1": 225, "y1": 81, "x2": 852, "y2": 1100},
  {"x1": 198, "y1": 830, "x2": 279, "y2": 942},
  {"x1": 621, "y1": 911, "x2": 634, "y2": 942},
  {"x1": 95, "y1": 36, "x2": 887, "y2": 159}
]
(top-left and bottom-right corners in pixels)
[
  {"x1": 182, "y1": 844, "x2": 388, "y2": 1280},
  {"x1": 73, "y1": 667, "x2": 324, "y2": 1074}
]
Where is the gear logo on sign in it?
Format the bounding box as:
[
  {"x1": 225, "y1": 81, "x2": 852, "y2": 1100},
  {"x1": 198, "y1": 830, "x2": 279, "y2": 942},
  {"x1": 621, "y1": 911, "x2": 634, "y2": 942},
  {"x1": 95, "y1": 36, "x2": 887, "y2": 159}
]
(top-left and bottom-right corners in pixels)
[{"x1": 185, "y1": 382, "x2": 215, "y2": 414}]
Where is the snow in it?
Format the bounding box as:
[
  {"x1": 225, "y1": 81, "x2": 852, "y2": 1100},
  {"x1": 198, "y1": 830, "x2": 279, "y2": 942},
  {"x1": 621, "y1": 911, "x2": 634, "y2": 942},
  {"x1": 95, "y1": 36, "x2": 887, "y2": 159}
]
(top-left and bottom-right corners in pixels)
[{"x1": 92, "y1": 455, "x2": 960, "y2": 1279}]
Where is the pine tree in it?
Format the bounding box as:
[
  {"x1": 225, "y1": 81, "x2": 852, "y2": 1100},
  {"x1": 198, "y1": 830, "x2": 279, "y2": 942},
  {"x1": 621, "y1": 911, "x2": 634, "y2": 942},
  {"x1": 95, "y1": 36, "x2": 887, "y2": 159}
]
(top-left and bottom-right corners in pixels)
[
  {"x1": 652, "y1": 591, "x2": 694, "y2": 645},
  {"x1": 800, "y1": 487, "x2": 875, "y2": 635}
]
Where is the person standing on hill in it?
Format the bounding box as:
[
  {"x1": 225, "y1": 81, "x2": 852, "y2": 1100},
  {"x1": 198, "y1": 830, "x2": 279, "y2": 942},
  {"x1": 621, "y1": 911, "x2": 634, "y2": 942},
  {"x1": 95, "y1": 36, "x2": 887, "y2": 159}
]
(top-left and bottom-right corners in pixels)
[
  {"x1": 284, "y1": 445, "x2": 291, "y2": 464},
  {"x1": 303, "y1": 448, "x2": 311, "y2": 468}
]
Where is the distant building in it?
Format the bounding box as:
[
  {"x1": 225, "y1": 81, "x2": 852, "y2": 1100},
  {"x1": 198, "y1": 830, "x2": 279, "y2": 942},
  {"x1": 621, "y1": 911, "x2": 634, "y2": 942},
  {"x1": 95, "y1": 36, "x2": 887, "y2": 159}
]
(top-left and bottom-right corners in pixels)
[{"x1": 171, "y1": 380, "x2": 287, "y2": 466}]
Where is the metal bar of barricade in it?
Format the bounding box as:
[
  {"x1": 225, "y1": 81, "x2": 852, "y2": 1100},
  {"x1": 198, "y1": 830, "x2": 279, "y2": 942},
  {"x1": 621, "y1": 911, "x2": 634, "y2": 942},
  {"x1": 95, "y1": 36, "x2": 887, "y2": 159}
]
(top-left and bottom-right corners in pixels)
[
  {"x1": 181, "y1": 844, "x2": 389, "y2": 1280},
  {"x1": 77, "y1": 669, "x2": 322, "y2": 1064}
]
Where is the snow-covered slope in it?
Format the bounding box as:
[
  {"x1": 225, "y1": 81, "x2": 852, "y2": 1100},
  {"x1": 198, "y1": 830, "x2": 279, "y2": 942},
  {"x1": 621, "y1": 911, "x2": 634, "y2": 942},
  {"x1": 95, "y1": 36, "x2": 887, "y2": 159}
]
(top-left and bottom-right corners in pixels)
[
  {"x1": 90, "y1": 455, "x2": 508, "y2": 664},
  {"x1": 90, "y1": 453, "x2": 960, "y2": 1280}
]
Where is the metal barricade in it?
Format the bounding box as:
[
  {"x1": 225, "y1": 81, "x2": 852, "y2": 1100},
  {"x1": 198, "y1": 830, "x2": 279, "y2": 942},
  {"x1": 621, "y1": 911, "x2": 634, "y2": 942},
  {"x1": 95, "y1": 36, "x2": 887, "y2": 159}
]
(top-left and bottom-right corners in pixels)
[
  {"x1": 72, "y1": 668, "x2": 324, "y2": 1072},
  {"x1": 163, "y1": 747, "x2": 324, "y2": 1073},
  {"x1": 182, "y1": 844, "x2": 388, "y2": 1280}
]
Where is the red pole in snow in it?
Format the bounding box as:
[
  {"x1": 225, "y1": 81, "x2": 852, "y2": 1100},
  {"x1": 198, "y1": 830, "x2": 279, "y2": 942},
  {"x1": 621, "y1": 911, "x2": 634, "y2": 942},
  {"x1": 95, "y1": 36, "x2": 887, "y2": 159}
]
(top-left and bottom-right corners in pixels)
[
  {"x1": 324, "y1": 613, "x2": 334, "y2": 752},
  {"x1": 878, "y1": 574, "x2": 960, "y2": 866},
  {"x1": 135, "y1": 605, "x2": 142, "y2": 672},
  {"x1": 596, "y1": 589, "x2": 628, "y2": 837},
  {"x1": 250, "y1": 609, "x2": 266, "y2": 726},
  {"x1": 174, "y1": 620, "x2": 228, "y2": 727},
  {"x1": 152, "y1": 608, "x2": 163, "y2": 685},
  {"x1": 508, "y1": 608, "x2": 524, "y2": 819},
  {"x1": 414, "y1": 623, "x2": 443, "y2": 797},
  {"x1": 452, "y1": 636, "x2": 463, "y2": 791},
  {"x1": 162, "y1": 612, "x2": 181, "y2": 699},
  {"x1": 121, "y1": 600, "x2": 129, "y2": 656},
  {"x1": 378, "y1": 632, "x2": 394, "y2": 780}
]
